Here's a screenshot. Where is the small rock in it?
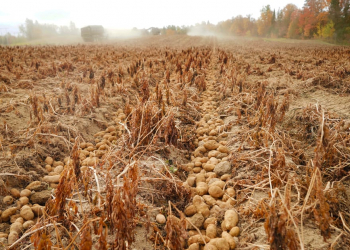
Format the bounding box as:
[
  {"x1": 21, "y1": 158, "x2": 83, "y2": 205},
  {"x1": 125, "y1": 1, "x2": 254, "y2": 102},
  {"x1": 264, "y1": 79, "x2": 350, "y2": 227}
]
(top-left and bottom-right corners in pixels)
[
  {"x1": 30, "y1": 190, "x2": 51, "y2": 205},
  {"x1": 214, "y1": 161, "x2": 232, "y2": 176},
  {"x1": 156, "y1": 214, "x2": 166, "y2": 224}
]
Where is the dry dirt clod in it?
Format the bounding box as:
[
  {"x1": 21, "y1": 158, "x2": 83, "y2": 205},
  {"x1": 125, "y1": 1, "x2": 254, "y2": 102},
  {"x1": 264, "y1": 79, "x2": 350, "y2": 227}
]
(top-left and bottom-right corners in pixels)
[
  {"x1": 30, "y1": 190, "x2": 51, "y2": 205},
  {"x1": 214, "y1": 161, "x2": 232, "y2": 176}
]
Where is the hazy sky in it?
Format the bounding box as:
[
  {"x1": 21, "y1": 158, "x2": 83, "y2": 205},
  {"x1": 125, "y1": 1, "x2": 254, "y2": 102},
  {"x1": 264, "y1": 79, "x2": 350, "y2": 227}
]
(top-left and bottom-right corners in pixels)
[{"x1": 0, "y1": 0, "x2": 305, "y2": 34}]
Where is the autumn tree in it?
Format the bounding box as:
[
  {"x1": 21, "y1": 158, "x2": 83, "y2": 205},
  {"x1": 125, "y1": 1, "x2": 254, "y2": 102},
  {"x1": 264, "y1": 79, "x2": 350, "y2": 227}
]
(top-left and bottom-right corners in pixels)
[
  {"x1": 257, "y1": 5, "x2": 274, "y2": 37},
  {"x1": 279, "y1": 4, "x2": 299, "y2": 37},
  {"x1": 329, "y1": 0, "x2": 350, "y2": 40}
]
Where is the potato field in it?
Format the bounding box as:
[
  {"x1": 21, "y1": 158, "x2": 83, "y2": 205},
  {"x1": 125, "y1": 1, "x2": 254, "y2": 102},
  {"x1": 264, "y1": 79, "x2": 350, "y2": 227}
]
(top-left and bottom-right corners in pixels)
[{"x1": 0, "y1": 36, "x2": 350, "y2": 250}]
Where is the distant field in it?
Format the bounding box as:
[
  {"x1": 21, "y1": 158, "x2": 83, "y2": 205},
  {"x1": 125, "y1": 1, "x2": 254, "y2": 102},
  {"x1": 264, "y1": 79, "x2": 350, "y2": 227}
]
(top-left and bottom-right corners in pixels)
[{"x1": 1, "y1": 36, "x2": 350, "y2": 249}]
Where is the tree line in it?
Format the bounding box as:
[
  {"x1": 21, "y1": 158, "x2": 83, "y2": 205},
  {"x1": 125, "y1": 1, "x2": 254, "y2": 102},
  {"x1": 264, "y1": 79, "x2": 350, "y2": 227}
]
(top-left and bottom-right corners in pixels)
[
  {"x1": 18, "y1": 19, "x2": 79, "y2": 40},
  {"x1": 160, "y1": 0, "x2": 350, "y2": 42},
  {"x1": 1, "y1": 0, "x2": 349, "y2": 45}
]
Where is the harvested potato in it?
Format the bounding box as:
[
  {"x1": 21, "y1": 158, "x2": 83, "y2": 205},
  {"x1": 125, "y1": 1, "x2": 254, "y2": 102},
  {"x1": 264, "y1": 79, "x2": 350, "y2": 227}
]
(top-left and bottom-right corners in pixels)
[
  {"x1": 185, "y1": 205, "x2": 197, "y2": 217},
  {"x1": 156, "y1": 214, "x2": 166, "y2": 224},
  {"x1": 194, "y1": 161, "x2": 202, "y2": 167},
  {"x1": 196, "y1": 182, "x2": 209, "y2": 196},
  {"x1": 208, "y1": 150, "x2": 219, "y2": 158},
  {"x1": 188, "y1": 243, "x2": 200, "y2": 250},
  {"x1": 225, "y1": 187, "x2": 235, "y2": 198},
  {"x1": 218, "y1": 145, "x2": 229, "y2": 153},
  {"x1": 1, "y1": 207, "x2": 17, "y2": 221},
  {"x1": 206, "y1": 224, "x2": 217, "y2": 239},
  {"x1": 203, "y1": 243, "x2": 218, "y2": 250},
  {"x1": 23, "y1": 220, "x2": 35, "y2": 230},
  {"x1": 204, "y1": 217, "x2": 217, "y2": 229},
  {"x1": 188, "y1": 235, "x2": 210, "y2": 245},
  {"x1": 195, "y1": 173, "x2": 206, "y2": 185},
  {"x1": 54, "y1": 165, "x2": 64, "y2": 174},
  {"x1": 222, "y1": 231, "x2": 236, "y2": 249},
  {"x1": 208, "y1": 185, "x2": 224, "y2": 198},
  {"x1": 45, "y1": 156, "x2": 54, "y2": 165},
  {"x1": 188, "y1": 230, "x2": 198, "y2": 237},
  {"x1": 19, "y1": 196, "x2": 29, "y2": 206},
  {"x1": 209, "y1": 180, "x2": 225, "y2": 189},
  {"x1": 20, "y1": 189, "x2": 31, "y2": 197},
  {"x1": 20, "y1": 205, "x2": 35, "y2": 220},
  {"x1": 10, "y1": 214, "x2": 21, "y2": 223},
  {"x1": 221, "y1": 174, "x2": 231, "y2": 181},
  {"x1": 216, "y1": 200, "x2": 232, "y2": 210},
  {"x1": 204, "y1": 140, "x2": 219, "y2": 150},
  {"x1": 52, "y1": 161, "x2": 64, "y2": 167},
  {"x1": 187, "y1": 176, "x2": 196, "y2": 187},
  {"x1": 224, "y1": 210, "x2": 239, "y2": 230},
  {"x1": 43, "y1": 175, "x2": 60, "y2": 183},
  {"x1": 193, "y1": 167, "x2": 201, "y2": 173},
  {"x1": 203, "y1": 195, "x2": 216, "y2": 207},
  {"x1": 8, "y1": 231, "x2": 19, "y2": 245},
  {"x1": 10, "y1": 221, "x2": 23, "y2": 234},
  {"x1": 45, "y1": 165, "x2": 52, "y2": 172},
  {"x1": 203, "y1": 163, "x2": 215, "y2": 172},
  {"x1": 229, "y1": 226, "x2": 240, "y2": 237},
  {"x1": 10, "y1": 188, "x2": 20, "y2": 198},
  {"x1": 15, "y1": 217, "x2": 24, "y2": 224},
  {"x1": 210, "y1": 238, "x2": 230, "y2": 250},
  {"x1": 3, "y1": 196, "x2": 14, "y2": 205},
  {"x1": 31, "y1": 205, "x2": 44, "y2": 217},
  {"x1": 196, "y1": 202, "x2": 210, "y2": 218},
  {"x1": 192, "y1": 195, "x2": 203, "y2": 206}
]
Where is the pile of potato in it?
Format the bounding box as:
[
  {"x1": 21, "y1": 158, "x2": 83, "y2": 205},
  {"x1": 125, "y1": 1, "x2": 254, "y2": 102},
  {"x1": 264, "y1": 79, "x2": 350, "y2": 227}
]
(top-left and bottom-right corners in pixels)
[
  {"x1": 181, "y1": 87, "x2": 240, "y2": 250},
  {"x1": 0, "y1": 109, "x2": 128, "y2": 247},
  {"x1": 80, "y1": 109, "x2": 126, "y2": 169},
  {"x1": 0, "y1": 185, "x2": 45, "y2": 245}
]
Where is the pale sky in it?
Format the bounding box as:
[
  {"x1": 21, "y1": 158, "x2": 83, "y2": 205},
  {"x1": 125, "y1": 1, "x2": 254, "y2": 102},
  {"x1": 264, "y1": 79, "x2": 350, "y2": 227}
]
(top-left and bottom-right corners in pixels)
[{"x1": 0, "y1": 0, "x2": 305, "y2": 34}]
